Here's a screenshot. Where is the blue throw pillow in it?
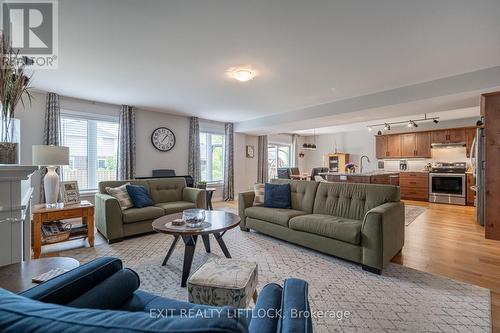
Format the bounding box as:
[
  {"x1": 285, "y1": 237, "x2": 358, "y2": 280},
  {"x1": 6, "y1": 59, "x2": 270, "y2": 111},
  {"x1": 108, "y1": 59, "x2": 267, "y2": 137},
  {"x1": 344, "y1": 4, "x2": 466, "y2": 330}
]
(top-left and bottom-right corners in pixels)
[
  {"x1": 264, "y1": 183, "x2": 291, "y2": 209},
  {"x1": 126, "y1": 185, "x2": 153, "y2": 208}
]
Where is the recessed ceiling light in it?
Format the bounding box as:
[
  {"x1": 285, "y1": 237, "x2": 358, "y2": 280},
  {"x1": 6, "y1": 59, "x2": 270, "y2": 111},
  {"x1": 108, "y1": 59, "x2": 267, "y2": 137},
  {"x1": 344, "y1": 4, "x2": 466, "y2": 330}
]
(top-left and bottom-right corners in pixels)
[{"x1": 227, "y1": 66, "x2": 256, "y2": 82}]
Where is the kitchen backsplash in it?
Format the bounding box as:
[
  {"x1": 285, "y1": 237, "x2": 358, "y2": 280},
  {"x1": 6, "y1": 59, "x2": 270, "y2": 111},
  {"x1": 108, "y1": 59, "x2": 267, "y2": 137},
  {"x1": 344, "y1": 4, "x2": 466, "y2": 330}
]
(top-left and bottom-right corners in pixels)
[{"x1": 382, "y1": 147, "x2": 470, "y2": 171}]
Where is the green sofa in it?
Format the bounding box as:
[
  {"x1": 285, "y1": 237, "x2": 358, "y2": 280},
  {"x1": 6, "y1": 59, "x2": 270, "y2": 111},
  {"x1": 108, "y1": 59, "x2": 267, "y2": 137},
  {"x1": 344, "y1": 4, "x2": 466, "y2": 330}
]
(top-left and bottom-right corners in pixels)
[
  {"x1": 238, "y1": 180, "x2": 404, "y2": 274},
  {"x1": 95, "y1": 178, "x2": 205, "y2": 243}
]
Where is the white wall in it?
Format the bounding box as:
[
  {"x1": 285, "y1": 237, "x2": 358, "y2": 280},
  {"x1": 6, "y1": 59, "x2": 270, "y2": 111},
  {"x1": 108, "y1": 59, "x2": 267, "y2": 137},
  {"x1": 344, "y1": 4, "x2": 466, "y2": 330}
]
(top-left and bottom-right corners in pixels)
[{"x1": 300, "y1": 117, "x2": 479, "y2": 173}]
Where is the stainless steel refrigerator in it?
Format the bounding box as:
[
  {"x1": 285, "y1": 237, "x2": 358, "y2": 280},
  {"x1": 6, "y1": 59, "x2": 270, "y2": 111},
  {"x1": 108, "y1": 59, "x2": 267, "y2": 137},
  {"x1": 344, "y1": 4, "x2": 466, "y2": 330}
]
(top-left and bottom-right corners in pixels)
[{"x1": 470, "y1": 124, "x2": 485, "y2": 225}]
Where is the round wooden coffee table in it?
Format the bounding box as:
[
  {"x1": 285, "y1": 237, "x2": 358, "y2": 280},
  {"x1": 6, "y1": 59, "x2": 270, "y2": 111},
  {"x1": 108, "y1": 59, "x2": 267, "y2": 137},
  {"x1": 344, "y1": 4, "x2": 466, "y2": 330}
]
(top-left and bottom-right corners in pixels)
[
  {"x1": 152, "y1": 210, "x2": 240, "y2": 287},
  {"x1": 0, "y1": 257, "x2": 79, "y2": 293}
]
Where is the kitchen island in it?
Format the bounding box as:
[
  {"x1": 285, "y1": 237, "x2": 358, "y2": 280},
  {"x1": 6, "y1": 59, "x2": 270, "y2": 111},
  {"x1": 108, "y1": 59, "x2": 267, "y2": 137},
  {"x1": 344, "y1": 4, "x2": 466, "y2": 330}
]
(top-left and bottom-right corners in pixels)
[{"x1": 320, "y1": 171, "x2": 400, "y2": 185}]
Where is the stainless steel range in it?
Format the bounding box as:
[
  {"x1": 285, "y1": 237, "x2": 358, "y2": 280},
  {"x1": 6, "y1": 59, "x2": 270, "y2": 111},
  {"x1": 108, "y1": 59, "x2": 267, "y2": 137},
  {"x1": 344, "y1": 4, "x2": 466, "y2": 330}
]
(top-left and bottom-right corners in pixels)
[{"x1": 429, "y1": 162, "x2": 467, "y2": 205}]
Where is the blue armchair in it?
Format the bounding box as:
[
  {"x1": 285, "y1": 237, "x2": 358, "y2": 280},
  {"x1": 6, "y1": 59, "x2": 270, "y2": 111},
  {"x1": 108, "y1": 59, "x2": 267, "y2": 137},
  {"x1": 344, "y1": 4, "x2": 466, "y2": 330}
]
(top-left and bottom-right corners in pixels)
[{"x1": 0, "y1": 257, "x2": 312, "y2": 333}]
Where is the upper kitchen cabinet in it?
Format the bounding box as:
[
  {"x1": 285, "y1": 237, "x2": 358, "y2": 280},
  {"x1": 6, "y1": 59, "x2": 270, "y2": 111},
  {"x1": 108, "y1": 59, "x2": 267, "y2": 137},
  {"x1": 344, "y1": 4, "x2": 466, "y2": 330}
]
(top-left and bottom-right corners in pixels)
[
  {"x1": 415, "y1": 132, "x2": 431, "y2": 158},
  {"x1": 400, "y1": 134, "x2": 416, "y2": 157},
  {"x1": 387, "y1": 135, "x2": 401, "y2": 158},
  {"x1": 375, "y1": 135, "x2": 388, "y2": 159},
  {"x1": 431, "y1": 128, "x2": 466, "y2": 144}
]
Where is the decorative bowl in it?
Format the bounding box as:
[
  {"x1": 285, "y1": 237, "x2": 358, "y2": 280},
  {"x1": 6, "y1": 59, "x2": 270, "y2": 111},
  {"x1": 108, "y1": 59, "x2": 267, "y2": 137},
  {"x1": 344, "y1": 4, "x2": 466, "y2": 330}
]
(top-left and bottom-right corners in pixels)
[{"x1": 182, "y1": 209, "x2": 206, "y2": 228}]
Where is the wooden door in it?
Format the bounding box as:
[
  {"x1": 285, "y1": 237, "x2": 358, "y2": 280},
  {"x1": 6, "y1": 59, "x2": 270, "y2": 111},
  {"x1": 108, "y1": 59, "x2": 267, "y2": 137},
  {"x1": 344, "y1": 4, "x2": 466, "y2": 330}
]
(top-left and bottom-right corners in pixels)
[
  {"x1": 400, "y1": 134, "x2": 416, "y2": 157},
  {"x1": 466, "y1": 127, "x2": 476, "y2": 158},
  {"x1": 415, "y1": 132, "x2": 431, "y2": 158},
  {"x1": 387, "y1": 135, "x2": 401, "y2": 158},
  {"x1": 375, "y1": 136, "x2": 388, "y2": 159},
  {"x1": 431, "y1": 130, "x2": 448, "y2": 143},
  {"x1": 447, "y1": 128, "x2": 466, "y2": 143},
  {"x1": 482, "y1": 92, "x2": 500, "y2": 240}
]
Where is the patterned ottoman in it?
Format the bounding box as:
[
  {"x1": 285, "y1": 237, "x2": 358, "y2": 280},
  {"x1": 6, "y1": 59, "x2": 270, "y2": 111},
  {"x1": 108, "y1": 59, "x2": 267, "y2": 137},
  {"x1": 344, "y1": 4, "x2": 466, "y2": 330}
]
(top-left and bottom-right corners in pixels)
[{"x1": 187, "y1": 258, "x2": 258, "y2": 308}]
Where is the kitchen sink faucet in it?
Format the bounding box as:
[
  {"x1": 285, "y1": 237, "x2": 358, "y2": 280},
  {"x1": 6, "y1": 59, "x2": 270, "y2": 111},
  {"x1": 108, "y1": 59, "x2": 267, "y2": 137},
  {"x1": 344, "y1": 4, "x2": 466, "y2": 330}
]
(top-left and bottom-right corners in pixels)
[{"x1": 360, "y1": 155, "x2": 371, "y2": 174}]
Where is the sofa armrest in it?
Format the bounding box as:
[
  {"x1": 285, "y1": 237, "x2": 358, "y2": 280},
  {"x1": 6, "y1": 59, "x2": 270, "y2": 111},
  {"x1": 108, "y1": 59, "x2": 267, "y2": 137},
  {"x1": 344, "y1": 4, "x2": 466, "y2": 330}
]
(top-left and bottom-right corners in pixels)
[
  {"x1": 361, "y1": 201, "x2": 405, "y2": 271},
  {"x1": 238, "y1": 191, "x2": 255, "y2": 231},
  {"x1": 182, "y1": 187, "x2": 206, "y2": 208},
  {"x1": 95, "y1": 193, "x2": 124, "y2": 242},
  {"x1": 280, "y1": 278, "x2": 313, "y2": 333},
  {"x1": 20, "y1": 257, "x2": 123, "y2": 305}
]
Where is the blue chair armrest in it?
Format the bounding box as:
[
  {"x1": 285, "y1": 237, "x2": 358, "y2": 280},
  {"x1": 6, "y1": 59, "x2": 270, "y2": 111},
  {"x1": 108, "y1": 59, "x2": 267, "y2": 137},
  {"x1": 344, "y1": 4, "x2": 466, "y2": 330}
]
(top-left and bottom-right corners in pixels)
[
  {"x1": 20, "y1": 257, "x2": 123, "y2": 305},
  {"x1": 279, "y1": 278, "x2": 312, "y2": 333},
  {"x1": 248, "y1": 283, "x2": 282, "y2": 333}
]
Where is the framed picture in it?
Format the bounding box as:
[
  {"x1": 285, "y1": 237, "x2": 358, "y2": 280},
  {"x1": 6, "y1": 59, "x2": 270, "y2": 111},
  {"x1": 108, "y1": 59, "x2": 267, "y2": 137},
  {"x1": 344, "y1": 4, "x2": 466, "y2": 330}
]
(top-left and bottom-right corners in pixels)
[
  {"x1": 60, "y1": 181, "x2": 80, "y2": 205},
  {"x1": 246, "y1": 145, "x2": 255, "y2": 158}
]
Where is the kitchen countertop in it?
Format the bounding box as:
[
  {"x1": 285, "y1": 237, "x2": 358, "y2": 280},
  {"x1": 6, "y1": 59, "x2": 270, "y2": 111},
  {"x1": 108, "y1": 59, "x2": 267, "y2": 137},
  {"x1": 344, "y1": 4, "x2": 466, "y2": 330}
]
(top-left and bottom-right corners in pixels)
[{"x1": 319, "y1": 171, "x2": 400, "y2": 177}]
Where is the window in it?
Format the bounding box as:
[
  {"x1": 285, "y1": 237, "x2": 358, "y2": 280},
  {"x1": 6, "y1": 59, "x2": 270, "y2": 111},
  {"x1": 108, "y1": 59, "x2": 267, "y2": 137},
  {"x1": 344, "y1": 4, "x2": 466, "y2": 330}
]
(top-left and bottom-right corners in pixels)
[
  {"x1": 200, "y1": 132, "x2": 224, "y2": 183},
  {"x1": 268, "y1": 144, "x2": 291, "y2": 179},
  {"x1": 61, "y1": 113, "x2": 119, "y2": 191}
]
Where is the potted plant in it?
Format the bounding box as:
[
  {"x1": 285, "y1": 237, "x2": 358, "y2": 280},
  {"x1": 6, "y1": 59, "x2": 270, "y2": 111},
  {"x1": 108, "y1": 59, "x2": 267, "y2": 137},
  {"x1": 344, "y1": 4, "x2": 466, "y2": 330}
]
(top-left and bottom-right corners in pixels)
[
  {"x1": 0, "y1": 34, "x2": 32, "y2": 164},
  {"x1": 345, "y1": 162, "x2": 357, "y2": 174},
  {"x1": 197, "y1": 181, "x2": 207, "y2": 189}
]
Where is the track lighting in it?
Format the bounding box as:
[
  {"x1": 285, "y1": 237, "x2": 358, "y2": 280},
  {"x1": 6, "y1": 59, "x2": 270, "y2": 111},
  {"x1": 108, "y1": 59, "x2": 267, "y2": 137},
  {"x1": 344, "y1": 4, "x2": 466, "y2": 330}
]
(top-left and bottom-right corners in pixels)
[{"x1": 368, "y1": 114, "x2": 438, "y2": 132}]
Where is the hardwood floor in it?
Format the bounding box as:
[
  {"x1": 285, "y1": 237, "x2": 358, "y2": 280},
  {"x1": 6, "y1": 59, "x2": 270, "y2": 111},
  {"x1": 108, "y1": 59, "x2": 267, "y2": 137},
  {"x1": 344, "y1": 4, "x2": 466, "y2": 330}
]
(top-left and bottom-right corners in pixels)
[
  {"x1": 41, "y1": 199, "x2": 500, "y2": 330},
  {"x1": 214, "y1": 199, "x2": 500, "y2": 331}
]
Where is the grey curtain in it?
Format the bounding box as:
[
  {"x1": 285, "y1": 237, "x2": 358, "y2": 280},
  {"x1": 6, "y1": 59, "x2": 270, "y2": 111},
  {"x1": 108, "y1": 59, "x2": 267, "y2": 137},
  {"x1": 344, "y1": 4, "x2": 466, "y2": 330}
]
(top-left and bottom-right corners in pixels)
[
  {"x1": 223, "y1": 123, "x2": 234, "y2": 201},
  {"x1": 292, "y1": 134, "x2": 300, "y2": 167},
  {"x1": 188, "y1": 117, "x2": 201, "y2": 185},
  {"x1": 117, "y1": 105, "x2": 136, "y2": 180},
  {"x1": 40, "y1": 92, "x2": 61, "y2": 203},
  {"x1": 257, "y1": 135, "x2": 268, "y2": 183}
]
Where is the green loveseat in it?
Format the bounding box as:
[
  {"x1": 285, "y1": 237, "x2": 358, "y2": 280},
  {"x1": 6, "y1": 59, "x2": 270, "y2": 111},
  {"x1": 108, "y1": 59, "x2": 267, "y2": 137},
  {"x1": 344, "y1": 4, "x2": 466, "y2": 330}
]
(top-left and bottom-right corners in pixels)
[
  {"x1": 95, "y1": 178, "x2": 205, "y2": 243},
  {"x1": 238, "y1": 180, "x2": 404, "y2": 274}
]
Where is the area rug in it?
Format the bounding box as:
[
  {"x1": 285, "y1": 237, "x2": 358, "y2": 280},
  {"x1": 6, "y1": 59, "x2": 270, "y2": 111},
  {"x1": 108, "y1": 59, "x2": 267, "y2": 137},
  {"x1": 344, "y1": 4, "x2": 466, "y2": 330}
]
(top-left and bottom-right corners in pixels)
[
  {"x1": 60, "y1": 229, "x2": 489, "y2": 332},
  {"x1": 405, "y1": 205, "x2": 427, "y2": 226}
]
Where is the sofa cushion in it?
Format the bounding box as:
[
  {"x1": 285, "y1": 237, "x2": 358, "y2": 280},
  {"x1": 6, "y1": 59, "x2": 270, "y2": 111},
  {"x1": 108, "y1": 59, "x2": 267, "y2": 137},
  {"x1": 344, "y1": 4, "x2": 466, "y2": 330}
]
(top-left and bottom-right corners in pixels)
[
  {"x1": 313, "y1": 182, "x2": 400, "y2": 220},
  {"x1": 126, "y1": 185, "x2": 154, "y2": 208},
  {"x1": 148, "y1": 178, "x2": 186, "y2": 204},
  {"x1": 0, "y1": 289, "x2": 248, "y2": 333},
  {"x1": 270, "y1": 179, "x2": 319, "y2": 213},
  {"x1": 253, "y1": 183, "x2": 265, "y2": 206},
  {"x1": 289, "y1": 214, "x2": 362, "y2": 244},
  {"x1": 122, "y1": 206, "x2": 164, "y2": 223},
  {"x1": 245, "y1": 206, "x2": 306, "y2": 227},
  {"x1": 264, "y1": 183, "x2": 291, "y2": 209},
  {"x1": 99, "y1": 180, "x2": 149, "y2": 195},
  {"x1": 105, "y1": 183, "x2": 133, "y2": 210},
  {"x1": 155, "y1": 201, "x2": 196, "y2": 215}
]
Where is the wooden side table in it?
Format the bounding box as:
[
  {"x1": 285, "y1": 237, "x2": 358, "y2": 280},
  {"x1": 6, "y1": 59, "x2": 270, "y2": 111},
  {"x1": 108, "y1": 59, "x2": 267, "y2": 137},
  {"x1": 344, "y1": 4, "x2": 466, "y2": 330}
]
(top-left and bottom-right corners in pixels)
[
  {"x1": 0, "y1": 257, "x2": 79, "y2": 293},
  {"x1": 32, "y1": 203, "x2": 95, "y2": 259}
]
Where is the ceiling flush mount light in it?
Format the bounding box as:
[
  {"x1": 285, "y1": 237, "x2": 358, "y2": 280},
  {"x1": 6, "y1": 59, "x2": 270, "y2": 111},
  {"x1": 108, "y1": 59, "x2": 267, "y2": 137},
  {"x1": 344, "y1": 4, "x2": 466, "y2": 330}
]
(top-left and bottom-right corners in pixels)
[
  {"x1": 227, "y1": 66, "x2": 256, "y2": 82},
  {"x1": 368, "y1": 113, "x2": 438, "y2": 132}
]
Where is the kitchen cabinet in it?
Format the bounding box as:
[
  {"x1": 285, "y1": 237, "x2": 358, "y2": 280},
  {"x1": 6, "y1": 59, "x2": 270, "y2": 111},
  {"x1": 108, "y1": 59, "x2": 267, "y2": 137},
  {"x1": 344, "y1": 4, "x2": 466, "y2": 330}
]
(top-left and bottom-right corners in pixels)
[
  {"x1": 415, "y1": 132, "x2": 431, "y2": 158},
  {"x1": 466, "y1": 173, "x2": 475, "y2": 206},
  {"x1": 400, "y1": 134, "x2": 416, "y2": 157},
  {"x1": 375, "y1": 136, "x2": 388, "y2": 159},
  {"x1": 431, "y1": 128, "x2": 466, "y2": 144},
  {"x1": 387, "y1": 135, "x2": 401, "y2": 158},
  {"x1": 399, "y1": 132, "x2": 431, "y2": 158},
  {"x1": 399, "y1": 172, "x2": 429, "y2": 201},
  {"x1": 466, "y1": 127, "x2": 476, "y2": 158}
]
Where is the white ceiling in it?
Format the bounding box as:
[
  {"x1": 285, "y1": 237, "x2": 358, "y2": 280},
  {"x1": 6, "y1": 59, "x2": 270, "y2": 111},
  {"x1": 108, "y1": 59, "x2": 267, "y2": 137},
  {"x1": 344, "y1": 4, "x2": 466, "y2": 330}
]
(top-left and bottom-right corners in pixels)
[
  {"x1": 32, "y1": 0, "x2": 500, "y2": 128},
  {"x1": 294, "y1": 107, "x2": 480, "y2": 135}
]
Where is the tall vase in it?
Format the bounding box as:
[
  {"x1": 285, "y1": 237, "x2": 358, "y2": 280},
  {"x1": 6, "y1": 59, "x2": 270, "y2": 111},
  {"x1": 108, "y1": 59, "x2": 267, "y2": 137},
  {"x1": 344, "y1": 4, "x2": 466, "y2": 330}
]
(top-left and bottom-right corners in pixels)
[{"x1": 0, "y1": 116, "x2": 21, "y2": 164}]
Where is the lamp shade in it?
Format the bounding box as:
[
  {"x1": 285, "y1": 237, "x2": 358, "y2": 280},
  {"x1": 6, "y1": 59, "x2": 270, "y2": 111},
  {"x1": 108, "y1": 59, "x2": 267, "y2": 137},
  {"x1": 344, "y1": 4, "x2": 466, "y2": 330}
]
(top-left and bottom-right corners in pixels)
[{"x1": 32, "y1": 145, "x2": 70, "y2": 166}]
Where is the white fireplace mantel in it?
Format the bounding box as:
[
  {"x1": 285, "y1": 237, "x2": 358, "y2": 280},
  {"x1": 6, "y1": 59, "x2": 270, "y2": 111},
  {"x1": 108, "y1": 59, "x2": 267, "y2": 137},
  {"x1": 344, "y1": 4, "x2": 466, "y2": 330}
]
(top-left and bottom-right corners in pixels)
[{"x1": 0, "y1": 165, "x2": 38, "y2": 266}]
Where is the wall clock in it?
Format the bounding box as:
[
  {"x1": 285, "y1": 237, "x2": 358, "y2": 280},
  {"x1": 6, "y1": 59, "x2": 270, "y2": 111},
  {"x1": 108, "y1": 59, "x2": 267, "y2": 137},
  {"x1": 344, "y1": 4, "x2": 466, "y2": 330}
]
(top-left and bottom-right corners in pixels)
[{"x1": 151, "y1": 127, "x2": 176, "y2": 152}]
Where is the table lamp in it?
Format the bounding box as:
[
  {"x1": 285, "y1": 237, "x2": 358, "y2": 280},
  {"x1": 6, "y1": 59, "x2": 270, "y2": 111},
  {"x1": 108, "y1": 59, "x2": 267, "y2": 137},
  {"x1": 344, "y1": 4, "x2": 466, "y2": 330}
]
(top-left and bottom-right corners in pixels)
[{"x1": 32, "y1": 145, "x2": 70, "y2": 208}]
